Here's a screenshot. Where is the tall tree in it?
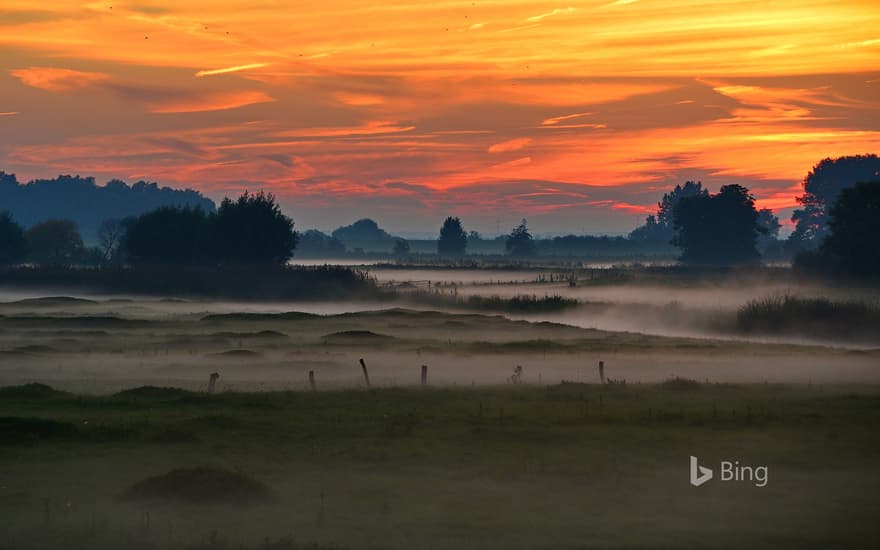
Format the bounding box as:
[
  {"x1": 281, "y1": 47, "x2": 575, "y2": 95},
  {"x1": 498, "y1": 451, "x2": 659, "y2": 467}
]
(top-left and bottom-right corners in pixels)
[
  {"x1": 437, "y1": 217, "x2": 467, "y2": 256},
  {"x1": 25, "y1": 219, "x2": 84, "y2": 265},
  {"x1": 673, "y1": 184, "x2": 762, "y2": 265},
  {"x1": 658, "y1": 181, "x2": 708, "y2": 227},
  {"x1": 122, "y1": 206, "x2": 214, "y2": 265},
  {"x1": 630, "y1": 181, "x2": 708, "y2": 246},
  {"x1": 790, "y1": 155, "x2": 880, "y2": 247},
  {"x1": 756, "y1": 208, "x2": 781, "y2": 254},
  {"x1": 0, "y1": 211, "x2": 27, "y2": 266},
  {"x1": 97, "y1": 218, "x2": 129, "y2": 264},
  {"x1": 214, "y1": 191, "x2": 298, "y2": 265},
  {"x1": 505, "y1": 219, "x2": 537, "y2": 257},
  {"x1": 817, "y1": 180, "x2": 880, "y2": 278}
]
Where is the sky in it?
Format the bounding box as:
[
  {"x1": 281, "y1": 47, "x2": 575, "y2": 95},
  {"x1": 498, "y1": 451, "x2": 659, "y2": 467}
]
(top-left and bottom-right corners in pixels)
[{"x1": 1, "y1": 1, "x2": 879, "y2": 236}]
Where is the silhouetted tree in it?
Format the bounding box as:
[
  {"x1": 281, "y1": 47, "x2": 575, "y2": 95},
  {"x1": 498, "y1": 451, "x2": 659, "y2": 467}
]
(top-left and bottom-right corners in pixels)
[
  {"x1": 122, "y1": 206, "x2": 213, "y2": 265},
  {"x1": 628, "y1": 214, "x2": 667, "y2": 245},
  {"x1": 97, "y1": 218, "x2": 129, "y2": 264},
  {"x1": 630, "y1": 181, "x2": 708, "y2": 246},
  {"x1": 506, "y1": 219, "x2": 537, "y2": 257},
  {"x1": 437, "y1": 217, "x2": 467, "y2": 256},
  {"x1": 673, "y1": 184, "x2": 762, "y2": 265},
  {"x1": 214, "y1": 191, "x2": 298, "y2": 265},
  {"x1": 790, "y1": 155, "x2": 880, "y2": 247},
  {"x1": 756, "y1": 208, "x2": 781, "y2": 255},
  {"x1": 0, "y1": 211, "x2": 27, "y2": 265},
  {"x1": 392, "y1": 239, "x2": 411, "y2": 257},
  {"x1": 658, "y1": 181, "x2": 708, "y2": 227},
  {"x1": 25, "y1": 219, "x2": 84, "y2": 265},
  {"x1": 331, "y1": 219, "x2": 395, "y2": 250},
  {"x1": 815, "y1": 180, "x2": 880, "y2": 278},
  {"x1": 298, "y1": 230, "x2": 346, "y2": 256}
]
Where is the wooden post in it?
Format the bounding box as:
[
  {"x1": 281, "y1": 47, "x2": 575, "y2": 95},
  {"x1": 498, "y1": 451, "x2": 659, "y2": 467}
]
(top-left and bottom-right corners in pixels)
[
  {"x1": 207, "y1": 372, "x2": 219, "y2": 393},
  {"x1": 309, "y1": 370, "x2": 316, "y2": 391},
  {"x1": 598, "y1": 361, "x2": 605, "y2": 385},
  {"x1": 421, "y1": 365, "x2": 428, "y2": 386},
  {"x1": 359, "y1": 358, "x2": 371, "y2": 387}
]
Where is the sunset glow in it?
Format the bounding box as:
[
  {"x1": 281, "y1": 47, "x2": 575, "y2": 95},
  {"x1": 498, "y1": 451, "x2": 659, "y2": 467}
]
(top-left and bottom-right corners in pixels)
[{"x1": 1, "y1": 0, "x2": 878, "y2": 233}]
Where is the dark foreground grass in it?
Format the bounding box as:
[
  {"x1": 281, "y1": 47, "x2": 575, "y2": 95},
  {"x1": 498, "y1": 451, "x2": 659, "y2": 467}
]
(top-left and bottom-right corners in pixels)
[{"x1": 0, "y1": 383, "x2": 878, "y2": 549}]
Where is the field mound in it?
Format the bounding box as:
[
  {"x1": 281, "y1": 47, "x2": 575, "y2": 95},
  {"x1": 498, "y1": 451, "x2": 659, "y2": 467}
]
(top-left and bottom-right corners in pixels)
[
  {"x1": 12, "y1": 345, "x2": 58, "y2": 354},
  {"x1": 114, "y1": 386, "x2": 196, "y2": 399},
  {"x1": 4, "y1": 296, "x2": 98, "y2": 307},
  {"x1": 201, "y1": 311, "x2": 319, "y2": 322},
  {"x1": 211, "y1": 330, "x2": 287, "y2": 339},
  {"x1": 211, "y1": 349, "x2": 262, "y2": 358},
  {"x1": 0, "y1": 416, "x2": 77, "y2": 444},
  {"x1": 2, "y1": 315, "x2": 150, "y2": 327},
  {"x1": 322, "y1": 330, "x2": 395, "y2": 340},
  {"x1": 0, "y1": 383, "x2": 67, "y2": 399},
  {"x1": 120, "y1": 467, "x2": 273, "y2": 505}
]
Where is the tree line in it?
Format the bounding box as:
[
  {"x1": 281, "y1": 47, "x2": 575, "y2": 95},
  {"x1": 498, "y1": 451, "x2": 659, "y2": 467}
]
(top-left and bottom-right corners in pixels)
[
  {"x1": 0, "y1": 191, "x2": 297, "y2": 267},
  {"x1": 0, "y1": 172, "x2": 214, "y2": 242},
  {"x1": 1, "y1": 154, "x2": 877, "y2": 278}
]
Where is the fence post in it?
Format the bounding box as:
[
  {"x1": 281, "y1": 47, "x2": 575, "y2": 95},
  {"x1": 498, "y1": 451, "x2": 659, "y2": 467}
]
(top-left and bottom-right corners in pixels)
[
  {"x1": 359, "y1": 358, "x2": 371, "y2": 387},
  {"x1": 598, "y1": 361, "x2": 605, "y2": 385},
  {"x1": 309, "y1": 370, "x2": 316, "y2": 391},
  {"x1": 207, "y1": 372, "x2": 219, "y2": 393},
  {"x1": 421, "y1": 365, "x2": 428, "y2": 386}
]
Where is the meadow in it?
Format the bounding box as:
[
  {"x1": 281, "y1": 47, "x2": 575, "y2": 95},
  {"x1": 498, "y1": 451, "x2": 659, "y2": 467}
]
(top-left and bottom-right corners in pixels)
[
  {"x1": 1, "y1": 382, "x2": 879, "y2": 549},
  {"x1": 1, "y1": 264, "x2": 879, "y2": 549}
]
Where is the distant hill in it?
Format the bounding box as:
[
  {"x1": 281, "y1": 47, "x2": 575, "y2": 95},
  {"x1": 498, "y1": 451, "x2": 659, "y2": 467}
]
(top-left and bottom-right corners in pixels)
[{"x1": 0, "y1": 172, "x2": 215, "y2": 242}]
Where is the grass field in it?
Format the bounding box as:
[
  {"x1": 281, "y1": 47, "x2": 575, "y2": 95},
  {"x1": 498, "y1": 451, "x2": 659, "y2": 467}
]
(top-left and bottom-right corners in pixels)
[
  {"x1": 1, "y1": 382, "x2": 879, "y2": 549},
  {"x1": 1, "y1": 290, "x2": 878, "y2": 548}
]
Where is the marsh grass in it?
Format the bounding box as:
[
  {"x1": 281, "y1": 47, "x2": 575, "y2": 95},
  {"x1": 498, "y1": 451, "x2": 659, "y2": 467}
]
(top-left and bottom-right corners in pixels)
[
  {"x1": 737, "y1": 295, "x2": 880, "y2": 340},
  {"x1": 408, "y1": 291, "x2": 579, "y2": 313}
]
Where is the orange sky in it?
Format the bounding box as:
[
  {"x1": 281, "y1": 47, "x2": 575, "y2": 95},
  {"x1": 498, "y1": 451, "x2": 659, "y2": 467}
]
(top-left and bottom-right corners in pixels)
[{"x1": 1, "y1": 1, "x2": 878, "y2": 234}]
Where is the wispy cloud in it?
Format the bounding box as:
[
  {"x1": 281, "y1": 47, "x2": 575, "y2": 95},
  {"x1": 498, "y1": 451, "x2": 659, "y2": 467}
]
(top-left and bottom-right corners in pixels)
[
  {"x1": 542, "y1": 112, "x2": 593, "y2": 126},
  {"x1": 195, "y1": 63, "x2": 270, "y2": 77},
  {"x1": 526, "y1": 7, "x2": 575, "y2": 23},
  {"x1": 0, "y1": 112, "x2": 18, "y2": 116},
  {"x1": 488, "y1": 137, "x2": 531, "y2": 154},
  {"x1": 10, "y1": 67, "x2": 108, "y2": 91},
  {"x1": 150, "y1": 90, "x2": 275, "y2": 113}
]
